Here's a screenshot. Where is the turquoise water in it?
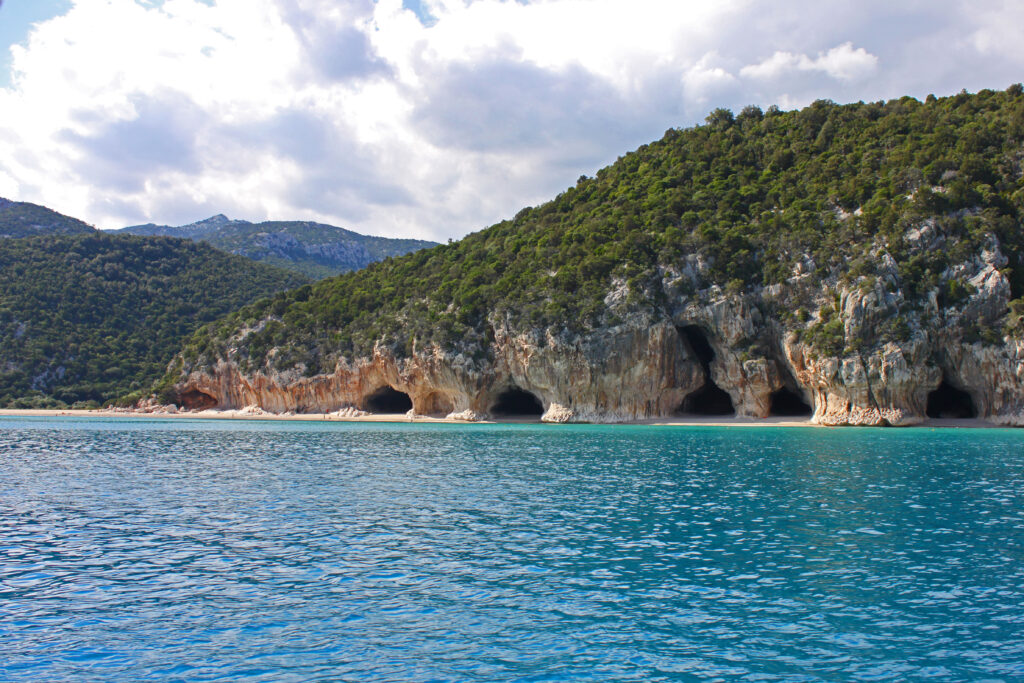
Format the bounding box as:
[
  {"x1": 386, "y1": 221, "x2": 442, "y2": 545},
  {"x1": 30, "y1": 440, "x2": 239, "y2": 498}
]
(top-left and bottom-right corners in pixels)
[{"x1": 1, "y1": 418, "x2": 1023, "y2": 681}]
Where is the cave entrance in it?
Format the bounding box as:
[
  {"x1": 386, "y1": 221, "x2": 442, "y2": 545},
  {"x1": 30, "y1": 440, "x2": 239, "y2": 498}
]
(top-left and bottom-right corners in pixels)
[
  {"x1": 680, "y1": 383, "x2": 735, "y2": 415},
  {"x1": 491, "y1": 387, "x2": 544, "y2": 418},
  {"x1": 769, "y1": 387, "x2": 812, "y2": 417},
  {"x1": 926, "y1": 380, "x2": 976, "y2": 419},
  {"x1": 676, "y1": 325, "x2": 735, "y2": 416},
  {"x1": 180, "y1": 389, "x2": 217, "y2": 411},
  {"x1": 420, "y1": 391, "x2": 455, "y2": 417},
  {"x1": 364, "y1": 386, "x2": 413, "y2": 414}
]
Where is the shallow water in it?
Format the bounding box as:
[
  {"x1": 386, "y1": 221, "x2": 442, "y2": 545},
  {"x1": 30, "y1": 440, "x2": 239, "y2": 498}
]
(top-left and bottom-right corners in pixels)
[{"x1": 1, "y1": 417, "x2": 1023, "y2": 681}]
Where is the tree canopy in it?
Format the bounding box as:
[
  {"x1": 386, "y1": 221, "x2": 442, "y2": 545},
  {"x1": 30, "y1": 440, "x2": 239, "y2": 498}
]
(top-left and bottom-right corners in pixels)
[
  {"x1": 178, "y1": 86, "x2": 1024, "y2": 380},
  {"x1": 0, "y1": 232, "x2": 308, "y2": 407}
]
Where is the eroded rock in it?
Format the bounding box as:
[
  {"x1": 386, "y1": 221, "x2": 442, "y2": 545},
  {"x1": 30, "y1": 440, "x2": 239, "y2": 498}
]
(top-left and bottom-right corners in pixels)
[{"x1": 168, "y1": 231, "x2": 1024, "y2": 426}]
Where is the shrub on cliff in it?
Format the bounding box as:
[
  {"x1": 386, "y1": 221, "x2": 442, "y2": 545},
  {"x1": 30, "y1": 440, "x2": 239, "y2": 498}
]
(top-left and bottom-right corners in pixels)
[{"x1": 177, "y1": 85, "x2": 1024, "y2": 376}]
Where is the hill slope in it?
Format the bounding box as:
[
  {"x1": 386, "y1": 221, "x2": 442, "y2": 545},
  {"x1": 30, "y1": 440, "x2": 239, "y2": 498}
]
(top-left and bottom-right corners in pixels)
[
  {"x1": 165, "y1": 86, "x2": 1024, "y2": 426},
  {"x1": 0, "y1": 233, "x2": 308, "y2": 408},
  {"x1": 118, "y1": 215, "x2": 438, "y2": 279},
  {"x1": 0, "y1": 198, "x2": 96, "y2": 238}
]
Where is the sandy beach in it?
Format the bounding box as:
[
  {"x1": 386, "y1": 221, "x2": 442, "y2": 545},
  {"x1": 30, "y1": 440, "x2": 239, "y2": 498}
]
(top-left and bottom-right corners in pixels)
[{"x1": 0, "y1": 408, "x2": 1005, "y2": 428}]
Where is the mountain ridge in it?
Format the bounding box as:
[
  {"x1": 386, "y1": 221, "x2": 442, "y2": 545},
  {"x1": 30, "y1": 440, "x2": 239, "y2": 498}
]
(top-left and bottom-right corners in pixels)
[
  {"x1": 0, "y1": 197, "x2": 96, "y2": 238},
  {"x1": 116, "y1": 215, "x2": 439, "y2": 279}
]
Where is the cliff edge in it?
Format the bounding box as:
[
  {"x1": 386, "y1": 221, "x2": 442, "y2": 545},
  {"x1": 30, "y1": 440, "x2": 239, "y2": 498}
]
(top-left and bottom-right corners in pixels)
[{"x1": 160, "y1": 88, "x2": 1024, "y2": 425}]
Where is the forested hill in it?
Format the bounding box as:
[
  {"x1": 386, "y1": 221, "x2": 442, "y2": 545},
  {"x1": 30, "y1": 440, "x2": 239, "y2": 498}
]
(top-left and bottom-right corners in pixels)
[
  {"x1": 0, "y1": 198, "x2": 96, "y2": 238},
  {"x1": 177, "y1": 86, "x2": 1024, "y2": 381},
  {"x1": 118, "y1": 215, "x2": 438, "y2": 279},
  {"x1": 0, "y1": 232, "x2": 308, "y2": 408}
]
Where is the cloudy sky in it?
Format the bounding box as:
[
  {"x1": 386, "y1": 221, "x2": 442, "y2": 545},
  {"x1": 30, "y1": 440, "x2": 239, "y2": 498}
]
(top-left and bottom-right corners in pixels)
[{"x1": 0, "y1": 0, "x2": 1022, "y2": 240}]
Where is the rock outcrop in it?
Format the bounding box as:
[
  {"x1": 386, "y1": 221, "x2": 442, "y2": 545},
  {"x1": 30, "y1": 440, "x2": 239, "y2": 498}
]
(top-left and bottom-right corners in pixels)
[
  {"x1": 169, "y1": 219, "x2": 1024, "y2": 426},
  {"x1": 162, "y1": 89, "x2": 1024, "y2": 426}
]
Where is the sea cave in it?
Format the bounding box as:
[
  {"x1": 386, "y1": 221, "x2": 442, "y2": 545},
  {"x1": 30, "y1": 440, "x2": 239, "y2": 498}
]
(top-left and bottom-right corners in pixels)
[
  {"x1": 926, "y1": 380, "x2": 977, "y2": 419},
  {"x1": 769, "y1": 387, "x2": 813, "y2": 417},
  {"x1": 490, "y1": 387, "x2": 544, "y2": 418},
  {"x1": 676, "y1": 325, "x2": 735, "y2": 416},
  {"x1": 364, "y1": 386, "x2": 414, "y2": 414}
]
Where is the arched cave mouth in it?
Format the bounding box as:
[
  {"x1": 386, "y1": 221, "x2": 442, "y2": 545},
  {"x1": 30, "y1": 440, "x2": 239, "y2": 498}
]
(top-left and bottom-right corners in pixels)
[
  {"x1": 491, "y1": 387, "x2": 544, "y2": 418},
  {"x1": 180, "y1": 389, "x2": 217, "y2": 411},
  {"x1": 676, "y1": 324, "x2": 735, "y2": 416},
  {"x1": 769, "y1": 387, "x2": 813, "y2": 417},
  {"x1": 421, "y1": 391, "x2": 455, "y2": 417},
  {"x1": 680, "y1": 382, "x2": 736, "y2": 416},
  {"x1": 364, "y1": 386, "x2": 413, "y2": 414},
  {"x1": 926, "y1": 380, "x2": 977, "y2": 419}
]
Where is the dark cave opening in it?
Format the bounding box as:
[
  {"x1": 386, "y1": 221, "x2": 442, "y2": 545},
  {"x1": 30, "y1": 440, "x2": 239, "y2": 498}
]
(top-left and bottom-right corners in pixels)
[
  {"x1": 676, "y1": 325, "x2": 735, "y2": 416},
  {"x1": 926, "y1": 380, "x2": 977, "y2": 419},
  {"x1": 769, "y1": 386, "x2": 813, "y2": 416},
  {"x1": 678, "y1": 324, "x2": 716, "y2": 366},
  {"x1": 680, "y1": 382, "x2": 736, "y2": 416},
  {"x1": 491, "y1": 387, "x2": 544, "y2": 417},
  {"x1": 364, "y1": 386, "x2": 413, "y2": 414},
  {"x1": 179, "y1": 389, "x2": 217, "y2": 410}
]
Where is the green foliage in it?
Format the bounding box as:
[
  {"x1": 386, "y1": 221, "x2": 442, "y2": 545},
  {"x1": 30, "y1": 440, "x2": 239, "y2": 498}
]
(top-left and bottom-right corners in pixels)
[
  {"x1": 938, "y1": 277, "x2": 975, "y2": 308},
  {"x1": 0, "y1": 233, "x2": 307, "y2": 407},
  {"x1": 1005, "y1": 297, "x2": 1024, "y2": 338},
  {"x1": 804, "y1": 306, "x2": 846, "y2": 356},
  {"x1": 181, "y1": 86, "x2": 1024, "y2": 371}
]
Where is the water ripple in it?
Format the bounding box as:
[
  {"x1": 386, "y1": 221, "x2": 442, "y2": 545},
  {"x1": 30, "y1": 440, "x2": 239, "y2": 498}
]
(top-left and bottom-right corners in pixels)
[{"x1": 1, "y1": 418, "x2": 1023, "y2": 681}]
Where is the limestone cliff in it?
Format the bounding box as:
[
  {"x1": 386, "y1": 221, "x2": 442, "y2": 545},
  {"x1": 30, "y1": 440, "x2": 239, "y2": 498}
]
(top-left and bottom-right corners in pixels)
[
  {"x1": 170, "y1": 223, "x2": 1023, "y2": 425},
  {"x1": 161, "y1": 89, "x2": 1024, "y2": 425}
]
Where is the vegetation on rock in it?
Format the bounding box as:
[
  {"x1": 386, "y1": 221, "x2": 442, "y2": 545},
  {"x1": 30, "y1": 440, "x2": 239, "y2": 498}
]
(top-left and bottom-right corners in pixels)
[{"x1": 176, "y1": 86, "x2": 1024, "y2": 381}]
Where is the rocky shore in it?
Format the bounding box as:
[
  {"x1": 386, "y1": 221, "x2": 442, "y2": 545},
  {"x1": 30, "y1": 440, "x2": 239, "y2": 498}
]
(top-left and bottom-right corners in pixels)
[{"x1": 0, "y1": 408, "x2": 1008, "y2": 430}]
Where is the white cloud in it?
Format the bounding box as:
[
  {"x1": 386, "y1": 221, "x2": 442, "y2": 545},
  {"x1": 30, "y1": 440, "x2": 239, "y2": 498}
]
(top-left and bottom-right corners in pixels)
[
  {"x1": 814, "y1": 42, "x2": 879, "y2": 81},
  {"x1": 0, "y1": 0, "x2": 1022, "y2": 240},
  {"x1": 740, "y1": 43, "x2": 878, "y2": 83},
  {"x1": 682, "y1": 55, "x2": 739, "y2": 104}
]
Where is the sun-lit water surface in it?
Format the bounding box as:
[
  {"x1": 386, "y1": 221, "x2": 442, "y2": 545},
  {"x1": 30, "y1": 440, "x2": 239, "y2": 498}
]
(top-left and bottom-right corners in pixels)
[{"x1": 1, "y1": 417, "x2": 1023, "y2": 681}]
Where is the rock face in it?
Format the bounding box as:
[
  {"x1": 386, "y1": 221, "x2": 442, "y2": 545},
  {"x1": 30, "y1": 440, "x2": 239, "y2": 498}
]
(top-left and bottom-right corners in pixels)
[
  {"x1": 170, "y1": 221, "x2": 1024, "y2": 426},
  {"x1": 163, "y1": 89, "x2": 1024, "y2": 426},
  {"x1": 177, "y1": 317, "x2": 704, "y2": 423}
]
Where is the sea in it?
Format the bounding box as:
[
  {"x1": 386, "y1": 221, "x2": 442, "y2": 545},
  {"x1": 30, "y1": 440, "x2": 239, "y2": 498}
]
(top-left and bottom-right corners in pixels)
[{"x1": 1, "y1": 416, "x2": 1022, "y2": 681}]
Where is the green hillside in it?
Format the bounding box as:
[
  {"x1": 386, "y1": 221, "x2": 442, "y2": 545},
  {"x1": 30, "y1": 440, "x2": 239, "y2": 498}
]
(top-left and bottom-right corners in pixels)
[
  {"x1": 119, "y1": 215, "x2": 438, "y2": 279},
  {"x1": 0, "y1": 233, "x2": 308, "y2": 408},
  {"x1": 175, "y1": 86, "x2": 1024, "y2": 379},
  {"x1": 0, "y1": 198, "x2": 96, "y2": 238}
]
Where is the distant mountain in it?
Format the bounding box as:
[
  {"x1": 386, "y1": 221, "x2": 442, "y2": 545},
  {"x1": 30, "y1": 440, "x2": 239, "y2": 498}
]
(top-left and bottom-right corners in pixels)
[
  {"x1": 0, "y1": 197, "x2": 96, "y2": 237},
  {"x1": 117, "y1": 215, "x2": 439, "y2": 279},
  {"x1": 0, "y1": 232, "x2": 308, "y2": 409}
]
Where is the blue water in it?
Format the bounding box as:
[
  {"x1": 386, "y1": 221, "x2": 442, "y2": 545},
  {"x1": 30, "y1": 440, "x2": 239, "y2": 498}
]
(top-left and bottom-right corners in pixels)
[{"x1": 1, "y1": 418, "x2": 1023, "y2": 681}]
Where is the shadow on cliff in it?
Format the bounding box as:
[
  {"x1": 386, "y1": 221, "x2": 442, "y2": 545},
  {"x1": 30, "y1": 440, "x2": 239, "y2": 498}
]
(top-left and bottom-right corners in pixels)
[{"x1": 675, "y1": 325, "x2": 735, "y2": 416}]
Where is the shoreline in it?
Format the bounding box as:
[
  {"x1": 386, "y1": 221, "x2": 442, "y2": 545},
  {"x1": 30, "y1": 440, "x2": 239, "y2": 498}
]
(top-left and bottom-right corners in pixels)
[{"x1": 0, "y1": 408, "x2": 1005, "y2": 429}]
